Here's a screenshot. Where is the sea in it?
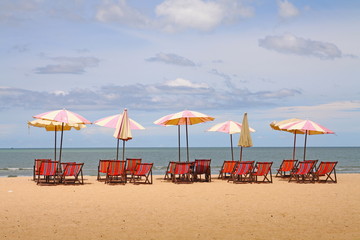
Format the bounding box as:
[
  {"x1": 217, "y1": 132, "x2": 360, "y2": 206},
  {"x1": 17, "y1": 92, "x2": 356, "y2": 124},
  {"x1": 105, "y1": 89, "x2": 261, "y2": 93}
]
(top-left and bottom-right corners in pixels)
[{"x1": 0, "y1": 147, "x2": 359, "y2": 177}]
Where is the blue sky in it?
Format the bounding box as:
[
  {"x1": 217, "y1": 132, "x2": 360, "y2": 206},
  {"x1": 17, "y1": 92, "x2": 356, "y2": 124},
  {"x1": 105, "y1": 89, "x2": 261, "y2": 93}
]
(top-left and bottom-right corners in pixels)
[{"x1": 1, "y1": 0, "x2": 359, "y2": 149}]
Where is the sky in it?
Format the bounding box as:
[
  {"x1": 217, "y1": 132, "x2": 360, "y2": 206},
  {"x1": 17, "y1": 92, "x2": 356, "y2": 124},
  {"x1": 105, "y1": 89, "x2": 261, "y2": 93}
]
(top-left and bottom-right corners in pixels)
[{"x1": 1, "y1": 0, "x2": 360, "y2": 149}]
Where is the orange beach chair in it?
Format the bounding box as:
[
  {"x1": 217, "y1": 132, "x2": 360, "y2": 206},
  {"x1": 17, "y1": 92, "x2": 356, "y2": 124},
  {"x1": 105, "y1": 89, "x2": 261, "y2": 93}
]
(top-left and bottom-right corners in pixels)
[
  {"x1": 289, "y1": 161, "x2": 316, "y2": 183},
  {"x1": 60, "y1": 163, "x2": 84, "y2": 184},
  {"x1": 126, "y1": 158, "x2": 142, "y2": 178},
  {"x1": 193, "y1": 159, "x2": 211, "y2": 182},
  {"x1": 164, "y1": 161, "x2": 178, "y2": 180},
  {"x1": 218, "y1": 160, "x2": 237, "y2": 180},
  {"x1": 97, "y1": 159, "x2": 112, "y2": 181},
  {"x1": 230, "y1": 161, "x2": 254, "y2": 183},
  {"x1": 314, "y1": 161, "x2": 338, "y2": 183},
  {"x1": 252, "y1": 162, "x2": 273, "y2": 183},
  {"x1": 130, "y1": 163, "x2": 153, "y2": 184},
  {"x1": 172, "y1": 162, "x2": 194, "y2": 183},
  {"x1": 275, "y1": 159, "x2": 297, "y2": 178},
  {"x1": 37, "y1": 160, "x2": 58, "y2": 185},
  {"x1": 33, "y1": 159, "x2": 52, "y2": 181},
  {"x1": 105, "y1": 160, "x2": 126, "y2": 184}
]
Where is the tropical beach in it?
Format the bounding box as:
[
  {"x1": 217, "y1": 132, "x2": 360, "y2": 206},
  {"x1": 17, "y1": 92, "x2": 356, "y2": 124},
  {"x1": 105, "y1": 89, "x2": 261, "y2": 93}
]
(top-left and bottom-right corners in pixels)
[{"x1": 1, "y1": 174, "x2": 359, "y2": 240}]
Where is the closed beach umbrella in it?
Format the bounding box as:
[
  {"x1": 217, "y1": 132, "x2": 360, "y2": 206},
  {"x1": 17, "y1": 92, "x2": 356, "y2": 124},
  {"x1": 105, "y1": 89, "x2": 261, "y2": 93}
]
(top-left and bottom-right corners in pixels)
[
  {"x1": 238, "y1": 113, "x2": 253, "y2": 161},
  {"x1": 33, "y1": 109, "x2": 91, "y2": 163},
  {"x1": 207, "y1": 120, "x2": 255, "y2": 160},
  {"x1": 270, "y1": 118, "x2": 304, "y2": 160},
  {"x1": 279, "y1": 120, "x2": 334, "y2": 160},
  {"x1": 154, "y1": 110, "x2": 214, "y2": 162},
  {"x1": 94, "y1": 109, "x2": 144, "y2": 160},
  {"x1": 28, "y1": 119, "x2": 86, "y2": 160}
]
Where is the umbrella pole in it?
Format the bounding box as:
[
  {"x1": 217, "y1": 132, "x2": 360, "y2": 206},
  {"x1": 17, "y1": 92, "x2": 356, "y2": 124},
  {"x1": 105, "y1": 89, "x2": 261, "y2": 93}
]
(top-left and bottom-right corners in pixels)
[
  {"x1": 122, "y1": 140, "x2": 125, "y2": 160},
  {"x1": 303, "y1": 131, "x2": 308, "y2": 161},
  {"x1": 59, "y1": 123, "x2": 64, "y2": 164},
  {"x1": 54, "y1": 130, "x2": 57, "y2": 161},
  {"x1": 186, "y1": 121, "x2": 189, "y2": 162},
  {"x1": 293, "y1": 132, "x2": 297, "y2": 160},
  {"x1": 178, "y1": 125, "x2": 181, "y2": 162},
  {"x1": 230, "y1": 134, "x2": 234, "y2": 161},
  {"x1": 116, "y1": 139, "x2": 119, "y2": 160},
  {"x1": 240, "y1": 146, "x2": 243, "y2": 162}
]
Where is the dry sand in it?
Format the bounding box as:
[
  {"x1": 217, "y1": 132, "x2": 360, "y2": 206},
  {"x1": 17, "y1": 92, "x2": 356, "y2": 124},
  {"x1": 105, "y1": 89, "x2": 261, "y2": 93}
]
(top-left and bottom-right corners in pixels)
[{"x1": 1, "y1": 174, "x2": 359, "y2": 240}]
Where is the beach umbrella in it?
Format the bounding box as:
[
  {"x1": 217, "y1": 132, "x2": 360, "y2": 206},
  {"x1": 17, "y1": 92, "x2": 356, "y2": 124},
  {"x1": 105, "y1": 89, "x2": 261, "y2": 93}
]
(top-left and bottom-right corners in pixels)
[
  {"x1": 28, "y1": 119, "x2": 86, "y2": 160},
  {"x1": 154, "y1": 110, "x2": 214, "y2": 162},
  {"x1": 94, "y1": 109, "x2": 145, "y2": 160},
  {"x1": 279, "y1": 120, "x2": 334, "y2": 161},
  {"x1": 270, "y1": 118, "x2": 304, "y2": 160},
  {"x1": 207, "y1": 120, "x2": 255, "y2": 160},
  {"x1": 33, "y1": 109, "x2": 91, "y2": 163},
  {"x1": 238, "y1": 113, "x2": 253, "y2": 161}
]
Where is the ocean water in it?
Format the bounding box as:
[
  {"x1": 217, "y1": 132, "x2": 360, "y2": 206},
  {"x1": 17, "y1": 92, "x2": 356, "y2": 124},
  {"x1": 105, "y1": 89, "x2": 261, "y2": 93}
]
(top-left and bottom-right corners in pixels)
[{"x1": 0, "y1": 147, "x2": 359, "y2": 177}]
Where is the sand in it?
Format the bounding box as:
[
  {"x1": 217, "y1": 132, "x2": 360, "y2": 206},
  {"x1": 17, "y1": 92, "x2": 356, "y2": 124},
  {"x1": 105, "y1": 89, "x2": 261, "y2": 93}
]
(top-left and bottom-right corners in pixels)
[{"x1": 0, "y1": 174, "x2": 359, "y2": 240}]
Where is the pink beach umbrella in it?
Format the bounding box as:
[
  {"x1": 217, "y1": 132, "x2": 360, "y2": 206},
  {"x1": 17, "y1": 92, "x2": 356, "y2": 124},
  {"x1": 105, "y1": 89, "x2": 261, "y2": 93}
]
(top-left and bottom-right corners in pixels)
[
  {"x1": 94, "y1": 109, "x2": 145, "y2": 160},
  {"x1": 154, "y1": 110, "x2": 215, "y2": 162},
  {"x1": 279, "y1": 120, "x2": 334, "y2": 161},
  {"x1": 207, "y1": 120, "x2": 255, "y2": 160},
  {"x1": 33, "y1": 109, "x2": 91, "y2": 163}
]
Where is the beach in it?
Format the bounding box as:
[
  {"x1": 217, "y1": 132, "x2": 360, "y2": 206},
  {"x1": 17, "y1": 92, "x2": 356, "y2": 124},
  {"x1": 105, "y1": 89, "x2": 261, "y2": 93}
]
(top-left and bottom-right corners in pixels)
[{"x1": 1, "y1": 174, "x2": 359, "y2": 240}]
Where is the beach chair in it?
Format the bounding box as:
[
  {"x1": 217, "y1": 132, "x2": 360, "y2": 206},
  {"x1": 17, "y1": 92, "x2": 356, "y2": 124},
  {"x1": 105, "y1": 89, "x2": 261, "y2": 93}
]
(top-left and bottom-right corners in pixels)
[
  {"x1": 172, "y1": 162, "x2": 194, "y2": 183},
  {"x1": 33, "y1": 159, "x2": 52, "y2": 181},
  {"x1": 218, "y1": 160, "x2": 237, "y2": 180},
  {"x1": 36, "y1": 160, "x2": 59, "y2": 185},
  {"x1": 288, "y1": 161, "x2": 316, "y2": 183},
  {"x1": 230, "y1": 161, "x2": 254, "y2": 183},
  {"x1": 252, "y1": 162, "x2": 273, "y2": 183},
  {"x1": 60, "y1": 163, "x2": 84, "y2": 184},
  {"x1": 125, "y1": 158, "x2": 142, "y2": 178},
  {"x1": 193, "y1": 159, "x2": 211, "y2": 182},
  {"x1": 130, "y1": 163, "x2": 153, "y2": 184},
  {"x1": 97, "y1": 160, "x2": 112, "y2": 181},
  {"x1": 164, "y1": 161, "x2": 179, "y2": 180},
  {"x1": 313, "y1": 161, "x2": 338, "y2": 183},
  {"x1": 105, "y1": 160, "x2": 127, "y2": 184},
  {"x1": 275, "y1": 159, "x2": 297, "y2": 178}
]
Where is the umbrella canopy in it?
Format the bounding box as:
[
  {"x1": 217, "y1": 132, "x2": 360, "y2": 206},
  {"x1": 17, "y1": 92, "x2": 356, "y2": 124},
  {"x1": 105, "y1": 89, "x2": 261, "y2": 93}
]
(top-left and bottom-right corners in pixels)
[
  {"x1": 207, "y1": 120, "x2": 255, "y2": 160},
  {"x1": 279, "y1": 119, "x2": 334, "y2": 160},
  {"x1": 270, "y1": 118, "x2": 304, "y2": 160},
  {"x1": 154, "y1": 110, "x2": 214, "y2": 162},
  {"x1": 94, "y1": 109, "x2": 144, "y2": 160},
  {"x1": 33, "y1": 109, "x2": 91, "y2": 163},
  {"x1": 237, "y1": 113, "x2": 253, "y2": 161},
  {"x1": 28, "y1": 119, "x2": 86, "y2": 160}
]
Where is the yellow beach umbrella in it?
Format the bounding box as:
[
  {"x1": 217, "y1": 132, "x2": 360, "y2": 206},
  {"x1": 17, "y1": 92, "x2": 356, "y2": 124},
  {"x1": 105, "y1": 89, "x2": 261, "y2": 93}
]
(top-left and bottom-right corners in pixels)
[{"x1": 238, "y1": 113, "x2": 253, "y2": 161}]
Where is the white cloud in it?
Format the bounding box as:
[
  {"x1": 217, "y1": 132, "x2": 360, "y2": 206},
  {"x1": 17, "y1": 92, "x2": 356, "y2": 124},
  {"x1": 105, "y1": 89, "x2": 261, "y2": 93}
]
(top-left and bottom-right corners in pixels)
[
  {"x1": 146, "y1": 53, "x2": 196, "y2": 67},
  {"x1": 277, "y1": 0, "x2": 299, "y2": 19},
  {"x1": 155, "y1": 0, "x2": 254, "y2": 32},
  {"x1": 35, "y1": 56, "x2": 100, "y2": 74},
  {"x1": 164, "y1": 78, "x2": 209, "y2": 89},
  {"x1": 258, "y1": 33, "x2": 343, "y2": 59}
]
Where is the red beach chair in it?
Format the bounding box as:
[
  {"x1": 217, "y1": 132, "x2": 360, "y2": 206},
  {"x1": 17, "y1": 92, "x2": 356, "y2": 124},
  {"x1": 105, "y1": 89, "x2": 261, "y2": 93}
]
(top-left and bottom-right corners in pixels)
[
  {"x1": 314, "y1": 161, "x2": 338, "y2": 183},
  {"x1": 33, "y1": 159, "x2": 52, "y2": 181},
  {"x1": 230, "y1": 161, "x2": 254, "y2": 183},
  {"x1": 97, "y1": 160, "x2": 112, "y2": 181},
  {"x1": 126, "y1": 158, "x2": 142, "y2": 178},
  {"x1": 37, "y1": 160, "x2": 58, "y2": 185},
  {"x1": 218, "y1": 160, "x2": 237, "y2": 179},
  {"x1": 193, "y1": 159, "x2": 211, "y2": 182},
  {"x1": 275, "y1": 159, "x2": 297, "y2": 178},
  {"x1": 172, "y1": 162, "x2": 194, "y2": 183},
  {"x1": 130, "y1": 163, "x2": 153, "y2": 184},
  {"x1": 289, "y1": 161, "x2": 316, "y2": 183},
  {"x1": 164, "y1": 161, "x2": 179, "y2": 180},
  {"x1": 105, "y1": 160, "x2": 127, "y2": 184},
  {"x1": 252, "y1": 162, "x2": 273, "y2": 183},
  {"x1": 60, "y1": 163, "x2": 84, "y2": 184}
]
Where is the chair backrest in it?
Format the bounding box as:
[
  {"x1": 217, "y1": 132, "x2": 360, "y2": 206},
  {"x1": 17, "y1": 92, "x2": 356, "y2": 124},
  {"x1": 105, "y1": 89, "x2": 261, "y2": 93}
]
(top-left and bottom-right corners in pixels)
[
  {"x1": 167, "y1": 161, "x2": 179, "y2": 174},
  {"x1": 222, "y1": 161, "x2": 237, "y2": 174},
  {"x1": 295, "y1": 161, "x2": 315, "y2": 174},
  {"x1": 254, "y1": 162, "x2": 273, "y2": 176},
  {"x1": 39, "y1": 161, "x2": 58, "y2": 176},
  {"x1": 61, "y1": 162, "x2": 76, "y2": 172},
  {"x1": 316, "y1": 161, "x2": 338, "y2": 175},
  {"x1": 107, "y1": 160, "x2": 126, "y2": 175},
  {"x1": 173, "y1": 162, "x2": 192, "y2": 175},
  {"x1": 98, "y1": 160, "x2": 112, "y2": 173},
  {"x1": 134, "y1": 163, "x2": 153, "y2": 176},
  {"x1": 63, "y1": 163, "x2": 84, "y2": 177},
  {"x1": 279, "y1": 160, "x2": 297, "y2": 171},
  {"x1": 195, "y1": 159, "x2": 211, "y2": 174},
  {"x1": 126, "y1": 158, "x2": 142, "y2": 171},
  {"x1": 34, "y1": 159, "x2": 52, "y2": 171},
  {"x1": 233, "y1": 162, "x2": 253, "y2": 175}
]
